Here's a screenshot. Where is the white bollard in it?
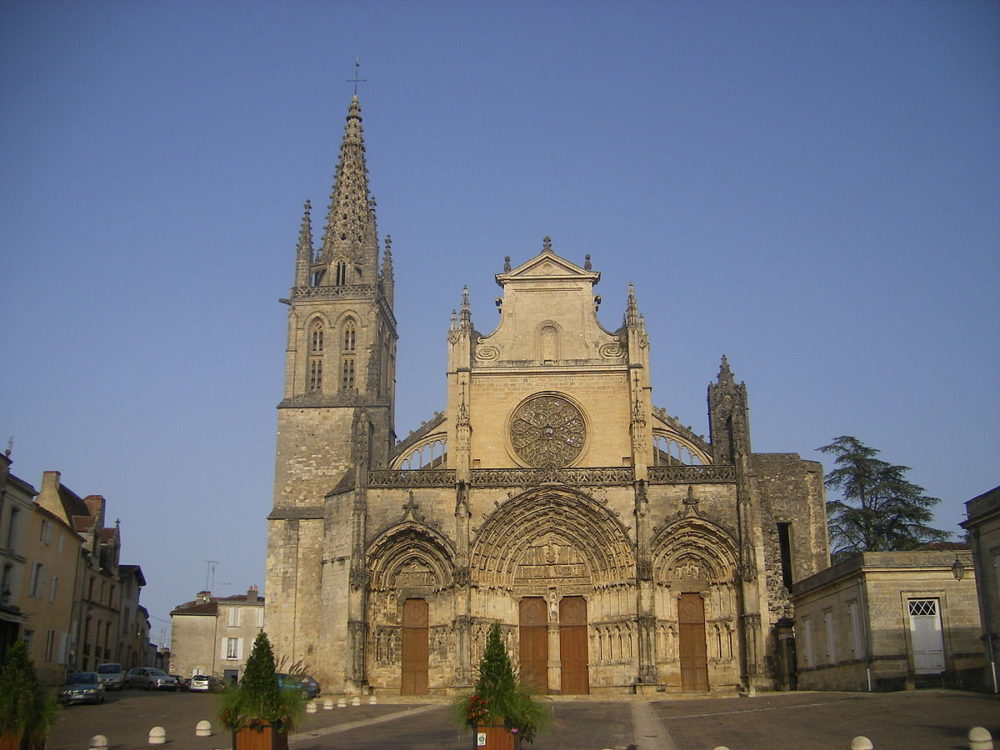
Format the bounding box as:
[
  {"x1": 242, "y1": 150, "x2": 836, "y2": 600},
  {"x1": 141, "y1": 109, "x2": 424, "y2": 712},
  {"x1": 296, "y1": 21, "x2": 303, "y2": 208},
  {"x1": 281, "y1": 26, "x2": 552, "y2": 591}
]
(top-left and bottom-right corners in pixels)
[
  {"x1": 195, "y1": 720, "x2": 212, "y2": 737},
  {"x1": 306, "y1": 700, "x2": 317, "y2": 713},
  {"x1": 323, "y1": 698, "x2": 334, "y2": 710},
  {"x1": 148, "y1": 726, "x2": 166, "y2": 745},
  {"x1": 712, "y1": 747, "x2": 731, "y2": 750},
  {"x1": 851, "y1": 737, "x2": 874, "y2": 750},
  {"x1": 970, "y1": 727, "x2": 994, "y2": 750},
  {"x1": 369, "y1": 694, "x2": 377, "y2": 705},
  {"x1": 351, "y1": 695, "x2": 361, "y2": 706},
  {"x1": 89, "y1": 736, "x2": 109, "y2": 750},
  {"x1": 337, "y1": 697, "x2": 347, "y2": 708}
]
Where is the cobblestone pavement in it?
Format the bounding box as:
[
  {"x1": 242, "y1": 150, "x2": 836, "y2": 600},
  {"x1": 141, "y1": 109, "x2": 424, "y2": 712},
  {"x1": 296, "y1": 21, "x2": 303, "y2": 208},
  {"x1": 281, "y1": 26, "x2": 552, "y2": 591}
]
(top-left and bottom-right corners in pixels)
[{"x1": 44, "y1": 689, "x2": 999, "y2": 750}]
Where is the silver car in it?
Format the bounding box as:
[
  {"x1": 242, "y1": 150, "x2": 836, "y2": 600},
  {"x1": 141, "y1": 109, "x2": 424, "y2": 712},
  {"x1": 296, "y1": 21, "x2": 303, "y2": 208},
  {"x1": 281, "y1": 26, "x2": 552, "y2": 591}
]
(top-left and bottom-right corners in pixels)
[{"x1": 125, "y1": 667, "x2": 179, "y2": 691}]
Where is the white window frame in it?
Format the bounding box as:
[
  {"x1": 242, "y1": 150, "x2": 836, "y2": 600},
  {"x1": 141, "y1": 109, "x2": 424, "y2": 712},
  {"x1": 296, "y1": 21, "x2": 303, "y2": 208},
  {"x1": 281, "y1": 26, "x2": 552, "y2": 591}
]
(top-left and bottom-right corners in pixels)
[
  {"x1": 222, "y1": 637, "x2": 242, "y2": 660},
  {"x1": 256, "y1": 607, "x2": 264, "y2": 628},
  {"x1": 228, "y1": 607, "x2": 240, "y2": 628}
]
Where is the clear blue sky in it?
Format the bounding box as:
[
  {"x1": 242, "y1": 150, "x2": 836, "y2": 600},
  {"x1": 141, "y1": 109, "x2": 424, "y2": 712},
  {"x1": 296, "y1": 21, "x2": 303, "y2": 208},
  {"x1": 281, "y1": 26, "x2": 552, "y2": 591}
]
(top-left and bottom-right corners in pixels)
[{"x1": 2, "y1": 1, "x2": 998, "y2": 645}]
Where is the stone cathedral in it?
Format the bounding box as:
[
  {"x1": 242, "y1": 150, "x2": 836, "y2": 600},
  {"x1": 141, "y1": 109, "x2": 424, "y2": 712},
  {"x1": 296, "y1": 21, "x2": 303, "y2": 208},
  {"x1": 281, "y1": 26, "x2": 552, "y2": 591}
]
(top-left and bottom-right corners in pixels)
[{"x1": 265, "y1": 95, "x2": 829, "y2": 696}]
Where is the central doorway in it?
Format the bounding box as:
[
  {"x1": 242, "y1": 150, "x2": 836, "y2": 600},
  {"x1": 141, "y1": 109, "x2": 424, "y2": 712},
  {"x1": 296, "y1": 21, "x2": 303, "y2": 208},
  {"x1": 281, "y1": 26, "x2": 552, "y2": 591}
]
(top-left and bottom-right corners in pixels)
[
  {"x1": 519, "y1": 597, "x2": 548, "y2": 692},
  {"x1": 401, "y1": 598, "x2": 428, "y2": 694}
]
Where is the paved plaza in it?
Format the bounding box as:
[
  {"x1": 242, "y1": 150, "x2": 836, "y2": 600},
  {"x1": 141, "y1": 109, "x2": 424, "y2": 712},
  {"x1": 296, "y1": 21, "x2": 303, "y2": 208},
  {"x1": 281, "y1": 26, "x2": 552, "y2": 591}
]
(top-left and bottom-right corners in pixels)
[{"x1": 45, "y1": 689, "x2": 999, "y2": 750}]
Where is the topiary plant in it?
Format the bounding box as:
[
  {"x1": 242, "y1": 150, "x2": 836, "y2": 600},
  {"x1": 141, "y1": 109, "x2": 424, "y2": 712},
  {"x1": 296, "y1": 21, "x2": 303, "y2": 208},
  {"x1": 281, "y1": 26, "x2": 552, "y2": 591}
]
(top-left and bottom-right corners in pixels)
[
  {"x1": 219, "y1": 631, "x2": 304, "y2": 735},
  {"x1": 454, "y1": 622, "x2": 550, "y2": 744}
]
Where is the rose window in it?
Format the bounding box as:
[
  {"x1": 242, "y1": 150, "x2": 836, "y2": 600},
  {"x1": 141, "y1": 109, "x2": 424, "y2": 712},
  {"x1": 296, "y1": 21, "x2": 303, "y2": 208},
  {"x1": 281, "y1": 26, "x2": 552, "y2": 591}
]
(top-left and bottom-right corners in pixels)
[{"x1": 509, "y1": 394, "x2": 586, "y2": 467}]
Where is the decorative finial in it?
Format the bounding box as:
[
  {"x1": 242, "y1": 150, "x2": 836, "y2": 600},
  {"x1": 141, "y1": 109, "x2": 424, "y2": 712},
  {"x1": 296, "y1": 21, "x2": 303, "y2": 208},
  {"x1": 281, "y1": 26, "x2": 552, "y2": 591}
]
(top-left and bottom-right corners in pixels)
[
  {"x1": 346, "y1": 57, "x2": 366, "y2": 96},
  {"x1": 503, "y1": 256, "x2": 511, "y2": 272},
  {"x1": 542, "y1": 236, "x2": 553, "y2": 254},
  {"x1": 459, "y1": 286, "x2": 471, "y2": 326},
  {"x1": 718, "y1": 354, "x2": 734, "y2": 384},
  {"x1": 625, "y1": 282, "x2": 640, "y2": 326},
  {"x1": 584, "y1": 254, "x2": 592, "y2": 271},
  {"x1": 4, "y1": 437, "x2": 12, "y2": 459}
]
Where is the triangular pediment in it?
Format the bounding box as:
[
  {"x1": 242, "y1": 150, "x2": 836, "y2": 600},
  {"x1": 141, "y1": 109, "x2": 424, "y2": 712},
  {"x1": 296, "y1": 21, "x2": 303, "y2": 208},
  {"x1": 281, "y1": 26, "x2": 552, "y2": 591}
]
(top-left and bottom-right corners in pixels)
[{"x1": 496, "y1": 250, "x2": 600, "y2": 286}]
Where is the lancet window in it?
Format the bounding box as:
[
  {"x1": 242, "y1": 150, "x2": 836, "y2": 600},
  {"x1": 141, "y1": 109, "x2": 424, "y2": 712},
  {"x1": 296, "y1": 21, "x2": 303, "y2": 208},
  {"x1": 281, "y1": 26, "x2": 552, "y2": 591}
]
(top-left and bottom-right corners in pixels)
[{"x1": 307, "y1": 319, "x2": 324, "y2": 392}]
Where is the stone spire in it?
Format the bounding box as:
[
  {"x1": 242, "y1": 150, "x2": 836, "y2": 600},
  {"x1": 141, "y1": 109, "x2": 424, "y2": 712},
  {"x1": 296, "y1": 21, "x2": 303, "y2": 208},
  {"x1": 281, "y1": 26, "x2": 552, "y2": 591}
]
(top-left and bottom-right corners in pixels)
[
  {"x1": 317, "y1": 95, "x2": 378, "y2": 279},
  {"x1": 625, "y1": 282, "x2": 641, "y2": 327},
  {"x1": 294, "y1": 200, "x2": 313, "y2": 287},
  {"x1": 380, "y1": 234, "x2": 394, "y2": 307}
]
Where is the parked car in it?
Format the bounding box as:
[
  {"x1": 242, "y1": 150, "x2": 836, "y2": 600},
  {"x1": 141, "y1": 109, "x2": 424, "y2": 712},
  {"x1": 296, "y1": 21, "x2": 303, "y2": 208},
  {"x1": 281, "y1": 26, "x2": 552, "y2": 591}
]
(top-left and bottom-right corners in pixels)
[
  {"x1": 95, "y1": 662, "x2": 125, "y2": 691},
  {"x1": 170, "y1": 674, "x2": 190, "y2": 691},
  {"x1": 276, "y1": 672, "x2": 321, "y2": 698},
  {"x1": 125, "y1": 667, "x2": 179, "y2": 691},
  {"x1": 59, "y1": 672, "x2": 105, "y2": 705},
  {"x1": 188, "y1": 674, "x2": 222, "y2": 692}
]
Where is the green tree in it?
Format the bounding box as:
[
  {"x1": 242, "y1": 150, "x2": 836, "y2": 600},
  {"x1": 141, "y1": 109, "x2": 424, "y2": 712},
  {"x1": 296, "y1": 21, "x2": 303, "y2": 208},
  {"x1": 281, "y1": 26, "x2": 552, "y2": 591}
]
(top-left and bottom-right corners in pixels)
[
  {"x1": 455, "y1": 622, "x2": 549, "y2": 743},
  {"x1": 819, "y1": 435, "x2": 949, "y2": 556},
  {"x1": 219, "y1": 631, "x2": 303, "y2": 733},
  {"x1": 0, "y1": 639, "x2": 58, "y2": 748}
]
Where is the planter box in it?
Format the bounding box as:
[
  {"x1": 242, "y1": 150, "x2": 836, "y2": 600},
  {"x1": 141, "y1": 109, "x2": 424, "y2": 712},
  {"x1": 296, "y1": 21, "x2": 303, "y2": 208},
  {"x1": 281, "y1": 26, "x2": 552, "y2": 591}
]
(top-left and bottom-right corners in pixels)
[
  {"x1": 0, "y1": 733, "x2": 44, "y2": 750},
  {"x1": 232, "y1": 724, "x2": 288, "y2": 750},
  {"x1": 473, "y1": 725, "x2": 519, "y2": 750}
]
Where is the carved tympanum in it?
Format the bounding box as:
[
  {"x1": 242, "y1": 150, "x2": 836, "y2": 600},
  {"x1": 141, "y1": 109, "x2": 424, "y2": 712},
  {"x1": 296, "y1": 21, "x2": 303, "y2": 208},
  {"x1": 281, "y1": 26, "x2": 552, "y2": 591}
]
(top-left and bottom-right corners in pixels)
[{"x1": 510, "y1": 394, "x2": 586, "y2": 467}]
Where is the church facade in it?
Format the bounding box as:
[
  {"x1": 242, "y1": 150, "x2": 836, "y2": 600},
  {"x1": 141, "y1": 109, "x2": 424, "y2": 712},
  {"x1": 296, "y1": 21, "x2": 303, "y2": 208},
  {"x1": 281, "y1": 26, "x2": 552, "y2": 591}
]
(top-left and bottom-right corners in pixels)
[{"x1": 265, "y1": 96, "x2": 830, "y2": 696}]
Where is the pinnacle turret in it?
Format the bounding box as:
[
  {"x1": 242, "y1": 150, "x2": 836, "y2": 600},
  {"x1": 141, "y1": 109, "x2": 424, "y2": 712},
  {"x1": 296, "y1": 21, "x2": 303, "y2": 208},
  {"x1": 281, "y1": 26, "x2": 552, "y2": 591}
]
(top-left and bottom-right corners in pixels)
[
  {"x1": 717, "y1": 354, "x2": 735, "y2": 385},
  {"x1": 625, "y1": 282, "x2": 641, "y2": 327},
  {"x1": 294, "y1": 200, "x2": 314, "y2": 287}
]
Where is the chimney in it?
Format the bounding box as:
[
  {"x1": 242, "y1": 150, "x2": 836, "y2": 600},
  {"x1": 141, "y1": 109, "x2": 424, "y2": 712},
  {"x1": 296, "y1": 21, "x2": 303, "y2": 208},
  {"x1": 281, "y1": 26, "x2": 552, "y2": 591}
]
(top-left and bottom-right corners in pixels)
[{"x1": 246, "y1": 584, "x2": 259, "y2": 601}]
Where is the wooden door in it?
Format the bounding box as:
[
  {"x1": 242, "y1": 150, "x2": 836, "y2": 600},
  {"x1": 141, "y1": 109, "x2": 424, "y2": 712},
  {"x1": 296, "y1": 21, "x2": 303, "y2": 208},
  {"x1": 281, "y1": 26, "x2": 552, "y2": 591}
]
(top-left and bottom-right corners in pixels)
[
  {"x1": 519, "y1": 597, "x2": 548, "y2": 693},
  {"x1": 401, "y1": 598, "x2": 429, "y2": 695},
  {"x1": 678, "y1": 593, "x2": 709, "y2": 691},
  {"x1": 559, "y1": 596, "x2": 589, "y2": 695}
]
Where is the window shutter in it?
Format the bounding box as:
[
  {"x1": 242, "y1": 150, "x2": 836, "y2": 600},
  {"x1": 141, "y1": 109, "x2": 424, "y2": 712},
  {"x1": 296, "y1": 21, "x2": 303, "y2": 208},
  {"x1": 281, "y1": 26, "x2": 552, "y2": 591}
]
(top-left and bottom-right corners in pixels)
[
  {"x1": 220, "y1": 638, "x2": 228, "y2": 659},
  {"x1": 237, "y1": 638, "x2": 244, "y2": 660}
]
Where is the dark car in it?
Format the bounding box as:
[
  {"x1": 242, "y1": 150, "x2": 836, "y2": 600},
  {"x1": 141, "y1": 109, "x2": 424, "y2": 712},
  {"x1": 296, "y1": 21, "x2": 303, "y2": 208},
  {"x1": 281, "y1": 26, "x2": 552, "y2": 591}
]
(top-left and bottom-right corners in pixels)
[
  {"x1": 59, "y1": 672, "x2": 105, "y2": 705},
  {"x1": 276, "y1": 672, "x2": 321, "y2": 698}
]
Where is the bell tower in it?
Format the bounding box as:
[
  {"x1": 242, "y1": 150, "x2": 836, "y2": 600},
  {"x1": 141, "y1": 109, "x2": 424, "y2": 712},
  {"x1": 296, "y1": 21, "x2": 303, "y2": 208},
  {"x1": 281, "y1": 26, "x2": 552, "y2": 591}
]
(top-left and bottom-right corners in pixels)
[{"x1": 267, "y1": 95, "x2": 396, "y2": 668}]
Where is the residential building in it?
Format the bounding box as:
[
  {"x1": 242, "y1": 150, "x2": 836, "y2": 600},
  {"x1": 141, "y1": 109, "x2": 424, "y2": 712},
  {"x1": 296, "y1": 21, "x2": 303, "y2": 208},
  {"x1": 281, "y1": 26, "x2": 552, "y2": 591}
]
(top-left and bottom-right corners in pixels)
[
  {"x1": 19, "y1": 497, "x2": 83, "y2": 683},
  {"x1": 170, "y1": 586, "x2": 264, "y2": 682},
  {"x1": 0, "y1": 451, "x2": 32, "y2": 661}
]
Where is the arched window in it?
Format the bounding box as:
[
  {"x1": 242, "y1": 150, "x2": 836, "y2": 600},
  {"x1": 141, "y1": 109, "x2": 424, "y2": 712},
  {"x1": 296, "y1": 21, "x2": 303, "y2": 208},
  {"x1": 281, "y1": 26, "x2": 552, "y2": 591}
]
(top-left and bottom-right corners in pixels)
[
  {"x1": 309, "y1": 319, "x2": 324, "y2": 353},
  {"x1": 340, "y1": 358, "x2": 356, "y2": 392},
  {"x1": 307, "y1": 319, "x2": 324, "y2": 392},
  {"x1": 342, "y1": 319, "x2": 356, "y2": 352}
]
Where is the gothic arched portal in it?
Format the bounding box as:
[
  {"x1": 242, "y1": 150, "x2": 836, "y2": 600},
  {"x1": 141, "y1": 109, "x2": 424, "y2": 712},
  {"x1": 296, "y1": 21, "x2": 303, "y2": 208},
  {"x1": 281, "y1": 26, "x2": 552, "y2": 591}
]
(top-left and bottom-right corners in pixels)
[
  {"x1": 365, "y1": 523, "x2": 455, "y2": 694},
  {"x1": 470, "y1": 487, "x2": 636, "y2": 692},
  {"x1": 651, "y1": 517, "x2": 741, "y2": 691}
]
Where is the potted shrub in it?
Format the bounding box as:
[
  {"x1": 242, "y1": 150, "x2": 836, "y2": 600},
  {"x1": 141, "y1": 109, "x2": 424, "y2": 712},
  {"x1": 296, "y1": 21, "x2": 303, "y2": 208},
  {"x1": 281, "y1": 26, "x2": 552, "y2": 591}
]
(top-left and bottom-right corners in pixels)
[
  {"x1": 455, "y1": 622, "x2": 549, "y2": 749},
  {"x1": 0, "y1": 640, "x2": 57, "y2": 750},
  {"x1": 219, "y1": 632, "x2": 304, "y2": 750}
]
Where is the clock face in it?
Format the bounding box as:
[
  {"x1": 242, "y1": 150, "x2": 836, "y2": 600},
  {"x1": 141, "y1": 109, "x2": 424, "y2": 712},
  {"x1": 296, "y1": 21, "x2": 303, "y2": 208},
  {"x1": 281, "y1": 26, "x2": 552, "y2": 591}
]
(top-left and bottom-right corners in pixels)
[{"x1": 509, "y1": 394, "x2": 586, "y2": 468}]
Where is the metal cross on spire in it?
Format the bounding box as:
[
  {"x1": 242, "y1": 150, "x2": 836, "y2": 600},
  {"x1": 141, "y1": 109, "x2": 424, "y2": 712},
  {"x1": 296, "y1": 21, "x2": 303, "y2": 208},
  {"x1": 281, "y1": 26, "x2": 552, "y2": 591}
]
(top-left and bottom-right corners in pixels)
[{"x1": 346, "y1": 57, "x2": 367, "y2": 95}]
